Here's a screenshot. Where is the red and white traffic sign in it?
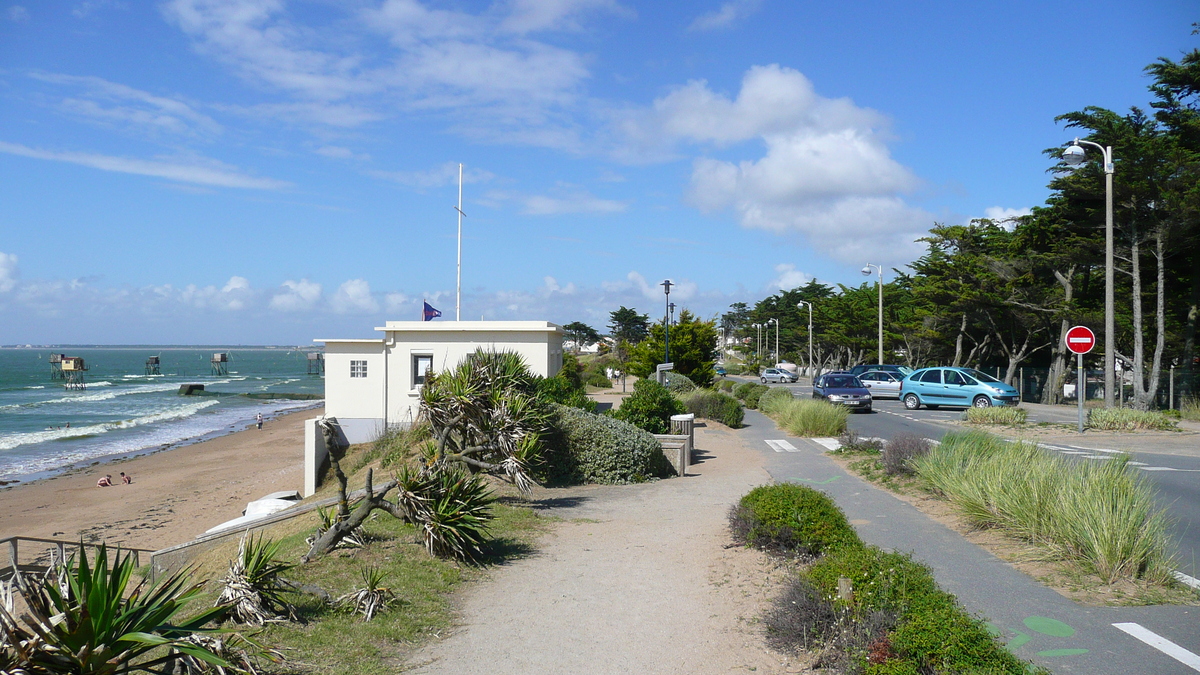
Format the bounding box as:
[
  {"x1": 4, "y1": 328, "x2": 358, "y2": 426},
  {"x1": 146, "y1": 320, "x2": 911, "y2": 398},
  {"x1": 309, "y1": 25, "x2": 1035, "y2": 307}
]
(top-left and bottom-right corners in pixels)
[{"x1": 1066, "y1": 325, "x2": 1096, "y2": 355}]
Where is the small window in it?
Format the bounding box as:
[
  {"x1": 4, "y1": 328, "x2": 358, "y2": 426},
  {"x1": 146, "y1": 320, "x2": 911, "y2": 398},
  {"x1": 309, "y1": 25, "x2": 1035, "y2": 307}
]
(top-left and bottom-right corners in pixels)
[
  {"x1": 945, "y1": 370, "x2": 966, "y2": 386},
  {"x1": 919, "y1": 369, "x2": 942, "y2": 384},
  {"x1": 412, "y1": 354, "x2": 433, "y2": 387},
  {"x1": 350, "y1": 360, "x2": 368, "y2": 378}
]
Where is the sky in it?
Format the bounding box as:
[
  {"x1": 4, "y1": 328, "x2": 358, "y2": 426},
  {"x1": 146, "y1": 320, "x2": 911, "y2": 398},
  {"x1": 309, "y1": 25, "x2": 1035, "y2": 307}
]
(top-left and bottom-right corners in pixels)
[{"x1": 0, "y1": 0, "x2": 1193, "y2": 344}]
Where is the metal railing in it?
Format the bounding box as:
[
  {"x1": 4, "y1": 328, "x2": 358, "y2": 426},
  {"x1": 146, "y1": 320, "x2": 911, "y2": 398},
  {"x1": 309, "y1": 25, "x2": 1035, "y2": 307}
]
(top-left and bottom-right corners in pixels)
[{"x1": 0, "y1": 536, "x2": 156, "y2": 580}]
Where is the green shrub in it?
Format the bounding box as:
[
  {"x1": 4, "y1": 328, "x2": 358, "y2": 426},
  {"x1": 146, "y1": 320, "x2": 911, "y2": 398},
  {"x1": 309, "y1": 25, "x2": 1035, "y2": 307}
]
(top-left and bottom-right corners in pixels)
[
  {"x1": 584, "y1": 371, "x2": 613, "y2": 389},
  {"x1": 767, "y1": 398, "x2": 848, "y2": 437},
  {"x1": 715, "y1": 378, "x2": 735, "y2": 392},
  {"x1": 758, "y1": 387, "x2": 795, "y2": 414},
  {"x1": 733, "y1": 381, "x2": 770, "y2": 409},
  {"x1": 914, "y1": 431, "x2": 1174, "y2": 583},
  {"x1": 662, "y1": 371, "x2": 697, "y2": 393},
  {"x1": 536, "y1": 375, "x2": 597, "y2": 412},
  {"x1": 558, "y1": 352, "x2": 584, "y2": 390},
  {"x1": 1087, "y1": 407, "x2": 1178, "y2": 431},
  {"x1": 887, "y1": 605, "x2": 1027, "y2": 674},
  {"x1": 545, "y1": 403, "x2": 674, "y2": 484},
  {"x1": 964, "y1": 406, "x2": 1028, "y2": 425},
  {"x1": 680, "y1": 389, "x2": 744, "y2": 428},
  {"x1": 881, "y1": 434, "x2": 931, "y2": 476},
  {"x1": 609, "y1": 378, "x2": 685, "y2": 434},
  {"x1": 729, "y1": 483, "x2": 860, "y2": 557},
  {"x1": 807, "y1": 545, "x2": 947, "y2": 617}
]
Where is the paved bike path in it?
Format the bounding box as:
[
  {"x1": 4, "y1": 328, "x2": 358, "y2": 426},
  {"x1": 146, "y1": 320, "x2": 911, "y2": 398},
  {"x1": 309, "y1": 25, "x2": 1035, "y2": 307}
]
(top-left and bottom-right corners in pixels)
[{"x1": 741, "y1": 408, "x2": 1200, "y2": 675}]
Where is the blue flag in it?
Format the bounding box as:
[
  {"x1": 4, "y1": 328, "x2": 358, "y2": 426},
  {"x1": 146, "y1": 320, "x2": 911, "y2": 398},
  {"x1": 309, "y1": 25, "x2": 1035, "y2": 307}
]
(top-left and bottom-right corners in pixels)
[{"x1": 423, "y1": 301, "x2": 442, "y2": 321}]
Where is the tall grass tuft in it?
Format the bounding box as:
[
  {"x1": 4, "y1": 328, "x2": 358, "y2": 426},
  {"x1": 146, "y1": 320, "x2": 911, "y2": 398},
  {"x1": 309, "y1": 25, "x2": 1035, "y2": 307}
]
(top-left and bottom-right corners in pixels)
[
  {"x1": 913, "y1": 431, "x2": 1174, "y2": 584},
  {"x1": 1177, "y1": 397, "x2": 1200, "y2": 422},
  {"x1": 766, "y1": 399, "x2": 848, "y2": 437},
  {"x1": 964, "y1": 406, "x2": 1027, "y2": 426},
  {"x1": 1087, "y1": 407, "x2": 1178, "y2": 431}
]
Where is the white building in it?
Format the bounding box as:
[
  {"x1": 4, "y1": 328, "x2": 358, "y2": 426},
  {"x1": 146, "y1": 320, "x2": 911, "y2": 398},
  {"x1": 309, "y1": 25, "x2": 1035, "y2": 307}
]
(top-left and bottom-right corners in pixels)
[{"x1": 316, "y1": 320, "x2": 564, "y2": 444}]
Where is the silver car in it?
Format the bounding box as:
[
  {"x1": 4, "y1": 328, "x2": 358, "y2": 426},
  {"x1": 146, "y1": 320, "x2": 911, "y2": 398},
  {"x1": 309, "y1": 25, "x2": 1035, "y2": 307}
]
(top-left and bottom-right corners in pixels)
[
  {"x1": 760, "y1": 368, "x2": 798, "y2": 384},
  {"x1": 858, "y1": 370, "x2": 902, "y2": 399}
]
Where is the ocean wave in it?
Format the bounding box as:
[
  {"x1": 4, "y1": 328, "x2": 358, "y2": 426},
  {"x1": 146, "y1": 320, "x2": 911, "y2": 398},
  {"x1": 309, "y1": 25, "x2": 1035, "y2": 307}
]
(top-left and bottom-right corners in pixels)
[
  {"x1": 24, "y1": 386, "x2": 45, "y2": 390},
  {"x1": 0, "y1": 399, "x2": 221, "y2": 452},
  {"x1": 0, "y1": 379, "x2": 233, "y2": 410}
]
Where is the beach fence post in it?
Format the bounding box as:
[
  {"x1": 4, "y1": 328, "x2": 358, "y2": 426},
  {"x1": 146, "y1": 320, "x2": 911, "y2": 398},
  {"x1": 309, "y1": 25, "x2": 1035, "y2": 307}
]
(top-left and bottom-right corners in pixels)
[{"x1": 7, "y1": 539, "x2": 16, "y2": 573}]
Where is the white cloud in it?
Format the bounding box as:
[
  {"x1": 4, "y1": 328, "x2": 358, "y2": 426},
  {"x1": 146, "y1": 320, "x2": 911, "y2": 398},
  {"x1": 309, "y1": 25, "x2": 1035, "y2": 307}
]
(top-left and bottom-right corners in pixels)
[
  {"x1": 331, "y1": 278, "x2": 380, "y2": 314},
  {"x1": 7, "y1": 5, "x2": 29, "y2": 21},
  {"x1": 983, "y1": 206, "x2": 1031, "y2": 221},
  {"x1": 385, "y1": 292, "x2": 411, "y2": 314},
  {"x1": 0, "y1": 141, "x2": 289, "y2": 189},
  {"x1": 315, "y1": 145, "x2": 370, "y2": 161},
  {"x1": 178, "y1": 275, "x2": 254, "y2": 310},
  {"x1": 499, "y1": 0, "x2": 633, "y2": 34},
  {"x1": 269, "y1": 278, "x2": 322, "y2": 312},
  {"x1": 32, "y1": 72, "x2": 222, "y2": 137},
  {"x1": 767, "y1": 263, "x2": 810, "y2": 291},
  {"x1": 369, "y1": 161, "x2": 495, "y2": 189},
  {"x1": 618, "y1": 64, "x2": 931, "y2": 266},
  {"x1": 0, "y1": 252, "x2": 18, "y2": 293},
  {"x1": 483, "y1": 183, "x2": 625, "y2": 215},
  {"x1": 688, "y1": 0, "x2": 760, "y2": 32},
  {"x1": 542, "y1": 276, "x2": 577, "y2": 295}
]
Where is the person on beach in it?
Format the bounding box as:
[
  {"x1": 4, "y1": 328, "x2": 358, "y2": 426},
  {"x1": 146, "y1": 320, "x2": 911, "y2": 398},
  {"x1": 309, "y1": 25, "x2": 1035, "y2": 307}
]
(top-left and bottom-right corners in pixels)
[
  {"x1": 120, "y1": 472, "x2": 131, "y2": 484},
  {"x1": 256, "y1": 412, "x2": 264, "y2": 430},
  {"x1": 96, "y1": 475, "x2": 113, "y2": 487}
]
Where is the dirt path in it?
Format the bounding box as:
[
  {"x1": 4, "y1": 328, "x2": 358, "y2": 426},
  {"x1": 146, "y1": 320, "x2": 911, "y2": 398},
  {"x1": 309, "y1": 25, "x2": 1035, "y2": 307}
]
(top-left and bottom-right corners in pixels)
[{"x1": 406, "y1": 422, "x2": 812, "y2": 674}]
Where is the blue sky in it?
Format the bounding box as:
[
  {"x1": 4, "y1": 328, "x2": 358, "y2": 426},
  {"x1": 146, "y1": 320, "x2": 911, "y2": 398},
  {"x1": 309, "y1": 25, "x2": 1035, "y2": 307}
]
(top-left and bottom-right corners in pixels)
[{"x1": 0, "y1": 0, "x2": 1192, "y2": 344}]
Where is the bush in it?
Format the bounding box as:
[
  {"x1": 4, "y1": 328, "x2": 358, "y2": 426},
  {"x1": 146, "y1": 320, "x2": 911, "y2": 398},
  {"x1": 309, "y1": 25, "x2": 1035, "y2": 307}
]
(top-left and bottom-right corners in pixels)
[
  {"x1": 680, "y1": 389, "x2": 744, "y2": 428},
  {"x1": 585, "y1": 371, "x2": 614, "y2": 389},
  {"x1": 837, "y1": 428, "x2": 883, "y2": 454},
  {"x1": 609, "y1": 378, "x2": 685, "y2": 434},
  {"x1": 715, "y1": 378, "x2": 735, "y2": 392},
  {"x1": 767, "y1": 398, "x2": 848, "y2": 437},
  {"x1": 763, "y1": 577, "x2": 841, "y2": 654},
  {"x1": 733, "y1": 381, "x2": 770, "y2": 409},
  {"x1": 881, "y1": 434, "x2": 931, "y2": 476},
  {"x1": 662, "y1": 371, "x2": 697, "y2": 393},
  {"x1": 913, "y1": 430, "x2": 1174, "y2": 583},
  {"x1": 1087, "y1": 407, "x2": 1178, "y2": 431},
  {"x1": 964, "y1": 406, "x2": 1028, "y2": 425},
  {"x1": 758, "y1": 387, "x2": 795, "y2": 414},
  {"x1": 536, "y1": 375, "x2": 596, "y2": 412},
  {"x1": 545, "y1": 403, "x2": 674, "y2": 484},
  {"x1": 729, "y1": 483, "x2": 860, "y2": 557}
]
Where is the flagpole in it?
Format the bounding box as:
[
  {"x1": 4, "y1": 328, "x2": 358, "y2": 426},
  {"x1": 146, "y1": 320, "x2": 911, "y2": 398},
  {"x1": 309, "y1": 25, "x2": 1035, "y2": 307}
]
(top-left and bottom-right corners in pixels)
[{"x1": 455, "y1": 163, "x2": 463, "y2": 321}]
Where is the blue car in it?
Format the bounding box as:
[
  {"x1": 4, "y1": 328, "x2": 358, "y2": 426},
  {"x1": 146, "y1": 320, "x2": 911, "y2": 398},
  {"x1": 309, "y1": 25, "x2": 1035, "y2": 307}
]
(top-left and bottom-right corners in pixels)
[{"x1": 900, "y1": 367, "x2": 1020, "y2": 410}]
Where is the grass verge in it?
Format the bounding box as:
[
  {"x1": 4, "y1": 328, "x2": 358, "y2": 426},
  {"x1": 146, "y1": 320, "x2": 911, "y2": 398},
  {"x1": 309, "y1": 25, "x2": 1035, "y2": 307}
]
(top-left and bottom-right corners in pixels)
[
  {"x1": 1181, "y1": 397, "x2": 1200, "y2": 422},
  {"x1": 964, "y1": 406, "x2": 1028, "y2": 426},
  {"x1": 1086, "y1": 407, "x2": 1178, "y2": 431},
  {"x1": 764, "y1": 398, "x2": 848, "y2": 437},
  {"x1": 733, "y1": 483, "x2": 1041, "y2": 674}
]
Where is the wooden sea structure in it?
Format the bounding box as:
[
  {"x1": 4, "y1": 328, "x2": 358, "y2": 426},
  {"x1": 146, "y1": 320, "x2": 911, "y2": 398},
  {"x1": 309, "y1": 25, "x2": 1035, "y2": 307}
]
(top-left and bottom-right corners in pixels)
[
  {"x1": 307, "y1": 351, "x2": 324, "y2": 375},
  {"x1": 48, "y1": 353, "x2": 66, "y2": 380},
  {"x1": 211, "y1": 352, "x2": 229, "y2": 376},
  {"x1": 145, "y1": 355, "x2": 161, "y2": 375},
  {"x1": 61, "y1": 356, "x2": 88, "y2": 390}
]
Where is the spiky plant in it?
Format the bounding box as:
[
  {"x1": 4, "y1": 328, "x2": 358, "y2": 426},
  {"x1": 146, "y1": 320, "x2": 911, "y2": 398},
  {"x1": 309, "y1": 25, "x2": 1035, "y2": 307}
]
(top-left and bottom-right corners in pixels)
[
  {"x1": 335, "y1": 567, "x2": 395, "y2": 622},
  {"x1": 0, "y1": 544, "x2": 232, "y2": 675},
  {"x1": 393, "y1": 464, "x2": 495, "y2": 562},
  {"x1": 168, "y1": 632, "x2": 283, "y2": 675},
  {"x1": 418, "y1": 349, "x2": 550, "y2": 493},
  {"x1": 217, "y1": 534, "x2": 296, "y2": 626},
  {"x1": 305, "y1": 507, "x2": 369, "y2": 550}
]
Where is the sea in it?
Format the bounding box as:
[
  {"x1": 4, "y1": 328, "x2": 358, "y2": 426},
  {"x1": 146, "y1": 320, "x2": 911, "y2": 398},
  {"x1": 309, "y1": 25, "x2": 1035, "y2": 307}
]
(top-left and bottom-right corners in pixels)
[{"x1": 0, "y1": 347, "x2": 324, "y2": 485}]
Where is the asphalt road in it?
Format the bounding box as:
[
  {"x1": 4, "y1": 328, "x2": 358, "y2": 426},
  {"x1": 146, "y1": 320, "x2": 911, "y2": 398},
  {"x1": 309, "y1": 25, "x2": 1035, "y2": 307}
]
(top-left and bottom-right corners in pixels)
[{"x1": 740, "y1": 397, "x2": 1200, "y2": 674}]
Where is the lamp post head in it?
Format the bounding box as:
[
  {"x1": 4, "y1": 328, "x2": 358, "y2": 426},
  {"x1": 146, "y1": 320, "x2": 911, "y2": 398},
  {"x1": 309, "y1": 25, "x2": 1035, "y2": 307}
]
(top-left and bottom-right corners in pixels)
[
  {"x1": 668, "y1": 302, "x2": 675, "y2": 312},
  {"x1": 1062, "y1": 142, "x2": 1086, "y2": 166},
  {"x1": 661, "y1": 279, "x2": 673, "y2": 296},
  {"x1": 861, "y1": 265, "x2": 872, "y2": 276}
]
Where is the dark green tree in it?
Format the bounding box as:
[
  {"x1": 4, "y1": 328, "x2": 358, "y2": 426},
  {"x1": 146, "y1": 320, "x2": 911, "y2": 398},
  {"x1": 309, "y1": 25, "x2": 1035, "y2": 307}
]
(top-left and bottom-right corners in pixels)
[
  {"x1": 626, "y1": 309, "x2": 720, "y2": 386},
  {"x1": 608, "y1": 306, "x2": 650, "y2": 344},
  {"x1": 562, "y1": 321, "x2": 601, "y2": 353}
]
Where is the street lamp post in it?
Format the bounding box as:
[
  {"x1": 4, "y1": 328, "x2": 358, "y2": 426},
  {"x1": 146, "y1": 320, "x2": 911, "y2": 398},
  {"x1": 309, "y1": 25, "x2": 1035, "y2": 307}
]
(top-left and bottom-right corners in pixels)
[
  {"x1": 797, "y1": 301, "x2": 813, "y2": 378},
  {"x1": 668, "y1": 302, "x2": 676, "y2": 326},
  {"x1": 768, "y1": 318, "x2": 779, "y2": 365},
  {"x1": 1062, "y1": 138, "x2": 1115, "y2": 407},
  {"x1": 661, "y1": 280, "x2": 673, "y2": 364},
  {"x1": 752, "y1": 323, "x2": 762, "y2": 366},
  {"x1": 862, "y1": 264, "x2": 884, "y2": 365}
]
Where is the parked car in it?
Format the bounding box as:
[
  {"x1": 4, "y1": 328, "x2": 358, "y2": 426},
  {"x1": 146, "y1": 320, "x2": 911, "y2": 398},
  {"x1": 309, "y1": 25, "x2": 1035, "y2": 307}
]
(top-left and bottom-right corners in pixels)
[
  {"x1": 714, "y1": 365, "x2": 726, "y2": 376},
  {"x1": 849, "y1": 364, "x2": 913, "y2": 377},
  {"x1": 812, "y1": 373, "x2": 872, "y2": 412},
  {"x1": 858, "y1": 370, "x2": 902, "y2": 399},
  {"x1": 900, "y1": 367, "x2": 1020, "y2": 410},
  {"x1": 761, "y1": 368, "x2": 798, "y2": 384}
]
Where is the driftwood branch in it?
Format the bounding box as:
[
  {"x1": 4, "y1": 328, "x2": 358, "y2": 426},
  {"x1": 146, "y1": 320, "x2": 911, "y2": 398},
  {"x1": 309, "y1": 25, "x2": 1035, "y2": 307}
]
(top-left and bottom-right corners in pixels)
[{"x1": 300, "y1": 469, "x2": 399, "y2": 563}]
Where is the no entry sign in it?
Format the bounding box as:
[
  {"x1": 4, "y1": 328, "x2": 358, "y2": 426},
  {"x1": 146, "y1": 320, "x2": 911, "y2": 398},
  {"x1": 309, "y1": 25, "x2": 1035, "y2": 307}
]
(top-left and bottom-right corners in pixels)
[{"x1": 1066, "y1": 325, "x2": 1096, "y2": 355}]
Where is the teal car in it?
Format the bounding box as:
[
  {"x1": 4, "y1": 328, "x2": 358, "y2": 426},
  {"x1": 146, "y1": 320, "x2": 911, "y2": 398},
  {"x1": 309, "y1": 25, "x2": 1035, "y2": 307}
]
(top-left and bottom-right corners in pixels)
[{"x1": 900, "y1": 367, "x2": 1020, "y2": 410}]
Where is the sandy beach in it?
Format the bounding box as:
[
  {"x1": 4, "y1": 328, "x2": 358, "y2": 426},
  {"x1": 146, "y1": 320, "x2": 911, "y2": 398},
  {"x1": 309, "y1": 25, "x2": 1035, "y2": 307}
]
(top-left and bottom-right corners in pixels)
[{"x1": 0, "y1": 407, "x2": 321, "y2": 552}]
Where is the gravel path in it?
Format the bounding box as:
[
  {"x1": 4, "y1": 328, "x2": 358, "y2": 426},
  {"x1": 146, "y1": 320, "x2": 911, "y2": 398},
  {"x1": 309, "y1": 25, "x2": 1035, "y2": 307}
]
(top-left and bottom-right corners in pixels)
[{"x1": 405, "y1": 422, "x2": 811, "y2": 674}]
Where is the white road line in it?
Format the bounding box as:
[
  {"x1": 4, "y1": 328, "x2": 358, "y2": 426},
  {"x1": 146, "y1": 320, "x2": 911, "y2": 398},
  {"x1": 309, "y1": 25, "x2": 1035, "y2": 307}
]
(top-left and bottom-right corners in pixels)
[
  {"x1": 1112, "y1": 622, "x2": 1200, "y2": 671},
  {"x1": 1139, "y1": 467, "x2": 1180, "y2": 472},
  {"x1": 1173, "y1": 570, "x2": 1200, "y2": 590},
  {"x1": 765, "y1": 439, "x2": 799, "y2": 453},
  {"x1": 811, "y1": 437, "x2": 841, "y2": 451}
]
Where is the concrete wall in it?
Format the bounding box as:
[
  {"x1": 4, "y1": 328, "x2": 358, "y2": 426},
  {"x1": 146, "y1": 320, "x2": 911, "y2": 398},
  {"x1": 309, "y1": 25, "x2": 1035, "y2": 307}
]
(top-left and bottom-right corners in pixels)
[{"x1": 323, "y1": 340, "x2": 386, "y2": 420}]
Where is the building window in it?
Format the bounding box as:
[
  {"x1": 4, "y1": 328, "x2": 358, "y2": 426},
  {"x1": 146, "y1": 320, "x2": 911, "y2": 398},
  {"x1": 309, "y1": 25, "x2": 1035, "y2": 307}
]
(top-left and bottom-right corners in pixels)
[
  {"x1": 350, "y1": 360, "x2": 368, "y2": 378},
  {"x1": 413, "y1": 354, "x2": 433, "y2": 387}
]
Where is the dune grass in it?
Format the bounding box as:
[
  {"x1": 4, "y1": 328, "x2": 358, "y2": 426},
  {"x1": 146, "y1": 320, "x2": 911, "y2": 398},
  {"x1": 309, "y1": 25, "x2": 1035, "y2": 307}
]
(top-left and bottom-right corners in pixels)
[
  {"x1": 1087, "y1": 407, "x2": 1178, "y2": 431},
  {"x1": 1179, "y1": 397, "x2": 1200, "y2": 422},
  {"x1": 913, "y1": 430, "x2": 1175, "y2": 584},
  {"x1": 764, "y1": 398, "x2": 848, "y2": 437},
  {"x1": 963, "y1": 406, "x2": 1027, "y2": 426}
]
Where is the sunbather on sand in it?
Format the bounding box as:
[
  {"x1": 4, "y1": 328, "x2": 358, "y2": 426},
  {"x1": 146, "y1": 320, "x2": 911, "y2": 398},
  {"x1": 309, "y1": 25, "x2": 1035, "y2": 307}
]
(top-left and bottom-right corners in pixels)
[
  {"x1": 120, "y1": 472, "x2": 132, "y2": 484},
  {"x1": 96, "y1": 475, "x2": 113, "y2": 487}
]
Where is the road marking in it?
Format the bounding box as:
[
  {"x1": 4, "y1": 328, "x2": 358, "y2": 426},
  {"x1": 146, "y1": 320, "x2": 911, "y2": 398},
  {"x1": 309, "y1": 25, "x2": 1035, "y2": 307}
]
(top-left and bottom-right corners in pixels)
[
  {"x1": 1112, "y1": 622, "x2": 1200, "y2": 671},
  {"x1": 811, "y1": 437, "x2": 841, "y2": 451},
  {"x1": 765, "y1": 439, "x2": 799, "y2": 453},
  {"x1": 1173, "y1": 571, "x2": 1200, "y2": 590}
]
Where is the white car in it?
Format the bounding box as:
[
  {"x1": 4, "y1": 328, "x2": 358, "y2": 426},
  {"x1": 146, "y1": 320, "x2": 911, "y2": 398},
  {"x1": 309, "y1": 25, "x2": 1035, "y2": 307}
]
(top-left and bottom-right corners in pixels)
[
  {"x1": 760, "y1": 368, "x2": 798, "y2": 384},
  {"x1": 858, "y1": 370, "x2": 903, "y2": 399}
]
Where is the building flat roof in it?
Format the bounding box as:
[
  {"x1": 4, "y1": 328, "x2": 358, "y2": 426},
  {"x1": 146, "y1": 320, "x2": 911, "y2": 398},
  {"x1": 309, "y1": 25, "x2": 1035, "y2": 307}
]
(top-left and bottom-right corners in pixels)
[
  {"x1": 374, "y1": 320, "x2": 563, "y2": 333},
  {"x1": 313, "y1": 338, "x2": 385, "y2": 344}
]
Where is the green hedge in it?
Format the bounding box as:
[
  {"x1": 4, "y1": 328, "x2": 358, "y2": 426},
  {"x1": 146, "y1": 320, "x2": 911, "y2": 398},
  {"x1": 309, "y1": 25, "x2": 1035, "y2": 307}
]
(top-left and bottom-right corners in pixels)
[
  {"x1": 544, "y1": 403, "x2": 674, "y2": 484},
  {"x1": 729, "y1": 484, "x2": 858, "y2": 557},
  {"x1": 680, "y1": 389, "x2": 744, "y2": 428},
  {"x1": 536, "y1": 375, "x2": 596, "y2": 412},
  {"x1": 733, "y1": 381, "x2": 770, "y2": 409},
  {"x1": 609, "y1": 378, "x2": 685, "y2": 434}
]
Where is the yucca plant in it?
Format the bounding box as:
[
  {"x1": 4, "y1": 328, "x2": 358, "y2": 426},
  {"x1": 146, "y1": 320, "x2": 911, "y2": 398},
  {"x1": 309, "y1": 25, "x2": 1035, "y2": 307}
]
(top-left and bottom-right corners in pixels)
[
  {"x1": 168, "y1": 632, "x2": 283, "y2": 675},
  {"x1": 217, "y1": 534, "x2": 296, "y2": 626},
  {"x1": 0, "y1": 544, "x2": 232, "y2": 675},
  {"x1": 393, "y1": 464, "x2": 495, "y2": 562},
  {"x1": 306, "y1": 506, "x2": 370, "y2": 550},
  {"x1": 335, "y1": 567, "x2": 395, "y2": 622}
]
